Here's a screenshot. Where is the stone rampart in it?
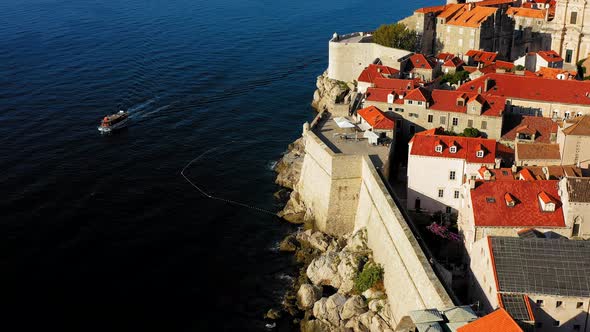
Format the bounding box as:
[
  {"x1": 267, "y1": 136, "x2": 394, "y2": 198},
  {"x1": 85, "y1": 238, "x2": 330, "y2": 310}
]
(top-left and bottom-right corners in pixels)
[
  {"x1": 296, "y1": 117, "x2": 454, "y2": 324},
  {"x1": 328, "y1": 36, "x2": 412, "y2": 82}
]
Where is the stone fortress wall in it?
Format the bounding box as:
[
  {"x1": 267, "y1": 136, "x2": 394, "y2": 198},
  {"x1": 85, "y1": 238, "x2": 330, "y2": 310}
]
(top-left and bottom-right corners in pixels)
[
  {"x1": 328, "y1": 32, "x2": 413, "y2": 82},
  {"x1": 296, "y1": 116, "x2": 454, "y2": 325}
]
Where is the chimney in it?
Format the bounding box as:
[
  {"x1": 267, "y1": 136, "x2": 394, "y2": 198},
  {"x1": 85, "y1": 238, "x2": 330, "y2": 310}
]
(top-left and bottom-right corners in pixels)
[
  {"x1": 542, "y1": 167, "x2": 550, "y2": 180},
  {"x1": 377, "y1": 67, "x2": 382, "y2": 73},
  {"x1": 470, "y1": 179, "x2": 476, "y2": 189},
  {"x1": 468, "y1": 2, "x2": 475, "y2": 11},
  {"x1": 511, "y1": 164, "x2": 517, "y2": 173}
]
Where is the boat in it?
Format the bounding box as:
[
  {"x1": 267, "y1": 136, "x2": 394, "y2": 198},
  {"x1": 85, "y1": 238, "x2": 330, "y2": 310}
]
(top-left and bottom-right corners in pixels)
[{"x1": 98, "y1": 110, "x2": 129, "y2": 133}]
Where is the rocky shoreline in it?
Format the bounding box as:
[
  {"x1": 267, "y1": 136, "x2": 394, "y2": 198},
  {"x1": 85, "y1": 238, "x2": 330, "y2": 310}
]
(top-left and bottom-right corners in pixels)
[{"x1": 270, "y1": 78, "x2": 396, "y2": 330}]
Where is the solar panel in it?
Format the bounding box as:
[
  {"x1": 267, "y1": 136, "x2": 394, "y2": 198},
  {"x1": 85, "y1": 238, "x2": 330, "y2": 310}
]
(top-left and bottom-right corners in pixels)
[
  {"x1": 491, "y1": 237, "x2": 590, "y2": 297},
  {"x1": 500, "y1": 294, "x2": 532, "y2": 321}
]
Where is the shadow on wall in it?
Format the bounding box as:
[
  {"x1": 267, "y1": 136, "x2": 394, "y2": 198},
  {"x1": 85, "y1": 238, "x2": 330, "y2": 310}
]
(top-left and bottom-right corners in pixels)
[
  {"x1": 406, "y1": 187, "x2": 455, "y2": 215},
  {"x1": 466, "y1": 268, "x2": 493, "y2": 315},
  {"x1": 530, "y1": 302, "x2": 589, "y2": 331}
]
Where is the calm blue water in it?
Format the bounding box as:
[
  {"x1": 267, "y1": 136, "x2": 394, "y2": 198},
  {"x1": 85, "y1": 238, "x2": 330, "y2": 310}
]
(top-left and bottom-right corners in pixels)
[{"x1": 0, "y1": 0, "x2": 435, "y2": 330}]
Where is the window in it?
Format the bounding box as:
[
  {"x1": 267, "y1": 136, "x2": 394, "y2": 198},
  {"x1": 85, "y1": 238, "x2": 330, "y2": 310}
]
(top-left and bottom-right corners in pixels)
[
  {"x1": 577, "y1": 302, "x2": 584, "y2": 309},
  {"x1": 486, "y1": 197, "x2": 496, "y2": 203},
  {"x1": 428, "y1": 114, "x2": 434, "y2": 123},
  {"x1": 553, "y1": 110, "x2": 559, "y2": 118},
  {"x1": 440, "y1": 116, "x2": 446, "y2": 125},
  {"x1": 395, "y1": 107, "x2": 404, "y2": 112},
  {"x1": 553, "y1": 320, "x2": 560, "y2": 327},
  {"x1": 388, "y1": 107, "x2": 393, "y2": 111},
  {"x1": 435, "y1": 145, "x2": 443, "y2": 153},
  {"x1": 438, "y1": 189, "x2": 444, "y2": 198},
  {"x1": 450, "y1": 146, "x2": 457, "y2": 153},
  {"x1": 556, "y1": 301, "x2": 563, "y2": 308},
  {"x1": 477, "y1": 150, "x2": 484, "y2": 158},
  {"x1": 417, "y1": 101, "x2": 423, "y2": 105},
  {"x1": 450, "y1": 171, "x2": 456, "y2": 180},
  {"x1": 454, "y1": 190, "x2": 460, "y2": 199},
  {"x1": 467, "y1": 119, "x2": 473, "y2": 127},
  {"x1": 566, "y1": 49, "x2": 573, "y2": 63},
  {"x1": 452, "y1": 118, "x2": 459, "y2": 126},
  {"x1": 446, "y1": 206, "x2": 452, "y2": 213},
  {"x1": 571, "y1": 11, "x2": 578, "y2": 24},
  {"x1": 471, "y1": 175, "x2": 477, "y2": 180},
  {"x1": 481, "y1": 121, "x2": 487, "y2": 130},
  {"x1": 409, "y1": 113, "x2": 419, "y2": 118},
  {"x1": 408, "y1": 100, "x2": 413, "y2": 105},
  {"x1": 565, "y1": 111, "x2": 571, "y2": 119},
  {"x1": 537, "y1": 299, "x2": 544, "y2": 306}
]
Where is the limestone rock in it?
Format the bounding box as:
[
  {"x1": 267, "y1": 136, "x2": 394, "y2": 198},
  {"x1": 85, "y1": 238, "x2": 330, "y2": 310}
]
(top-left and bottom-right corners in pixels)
[
  {"x1": 369, "y1": 314, "x2": 392, "y2": 332},
  {"x1": 336, "y1": 251, "x2": 362, "y2": 294},
  {"x1": 345, "y1": 228, "x2": 369, "y2": 253},
  {"x1": 341, "y1": 295, "x2": 368, "y2": 320},
  {"x1": 307, "y1": 252, "x2": 342, "y2": 288},
  {"x1": 275, "y1": 137, "x2": 305, "y2": 189},
  {"x1": 277, "y1": 191, "x2": 306, "y2": 224},
  {"x1": 302, "y1": 318, "x2": 332, "y2": 332},
  {"x1": 312, "y1": 297, "x2": 328, "y2": 320},
  {"x1": 361, "y1": 289, "x2": 384, "y2": 301},
  {"x1": 324, "y1": 293, "x2": 348, "y2": 326},
  {"x1": 357, "y1": 311, "x2": 376, "y2": 330},
  {"x1": 309, "y1": 231, "x2": 333, "y2": 252},
  {"x1": 368, "y1": 299, "x2": 387, "y2": 313},
  {"x1": 279, "y1": 234, "x2": 299, "y2": 252},
  {"x1": 344, "y1": 316, "x2": 370, "y2": 332},
  {"x1": 265, "y1": 308, "x2": 282, "y2": 320},
  {"x1": 297, "y1": 284, "x2": 322, "y2": 310}
]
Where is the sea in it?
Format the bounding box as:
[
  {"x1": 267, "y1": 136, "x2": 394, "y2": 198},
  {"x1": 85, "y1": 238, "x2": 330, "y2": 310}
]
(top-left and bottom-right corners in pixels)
[{"x1": 0, "y1": 0, "x2": 436, "y2": 330}]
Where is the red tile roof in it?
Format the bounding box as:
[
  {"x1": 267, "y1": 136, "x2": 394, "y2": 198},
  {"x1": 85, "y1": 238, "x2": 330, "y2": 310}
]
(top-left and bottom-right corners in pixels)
[
  {"x1": 519, "y1": 168, "x2": 535, "y2": 181},
  {"x1": 405, "y1": 86, "x2": 430, "y2": 102},
  {"x1": 437, "y1": 52, "x2": 456, "y2": 61},
  {"x1": 409, "y1": 54, "x2": 435, "y2": 70},
  {"x1": 536, "y1": 66, "x2": 576, "y2": 79},
  {"x1": 365, "y1": 87, "x2": 404, "y2": 103},
  {"x1": 458, "y1": 73, "x2": 590, "y2": 105},
  {"x1": 470, "y1": 180, "x2": 565, "y2": 227},
  {"x1": 428, "y1": 90, "x2": 505, "y2": 117},
  {"x1": 357, "y1": 64, "x2": 399, "y2": 83},
  {"x1": 506, "y1": 7, "x2": 546, "y2": 18},
  {"x1": 443, "y1": 57, "x2": 465, "y2": 68},
  {"x1": 438, "y1": 3, "x2": 467, "y2": 19},
  {"x1": 357, "y1": 106, "x2": 395, "y2": 130},
  {"x1": 410, "y1": 134, "x2": 497, "y2": 163},
  {"x1": 539, "y1": 191, "x2": 553, "y2": 204},
  {"x1": 447, "y1": 6, "x2": 497, "y2": 28},
  {"x1": 476, "y1": 0, "x2": 515, "y2": 6},
  {"x1": 373, "y1": 77, "x2": 419, "y2": 90},
  {"x1": 465, "y1": 50, "x2": 498, "y2": 64},
  {"x1": 457, "y1": 308, "x2": 523, "y2": 332},
  {"x1": 516, "y1": 143, "x2": 560, "y2": 160},
  {"x1": 501, "y1": 115, "x2": 558, "y2": 144},
  {"x1": 415, "y1": 4, "x2": 448, "y2": 14},
  {"x1": 562, "y1": 115, "x2": 590, "y2": 136},
  {"x1": 537, "y1": 50, "x2": 563, "y2": 63}
]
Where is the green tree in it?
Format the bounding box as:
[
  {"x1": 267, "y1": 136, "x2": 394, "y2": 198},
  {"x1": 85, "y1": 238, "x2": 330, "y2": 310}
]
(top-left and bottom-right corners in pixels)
[
  {"x1": 441, "y1": 70, "x2": 470, "y2": 85},
  {"x1": 373, "y1": 23, "x2": 419, "y2": 51},
  {"x1": 463, "y1": 127, "x2": 481, "y2": 137}
]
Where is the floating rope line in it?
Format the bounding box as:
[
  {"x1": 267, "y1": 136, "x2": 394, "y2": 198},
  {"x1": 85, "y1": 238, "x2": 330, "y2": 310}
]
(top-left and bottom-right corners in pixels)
[{"x1": 181, "y1": 147, "x2": 278, "y2": 216}]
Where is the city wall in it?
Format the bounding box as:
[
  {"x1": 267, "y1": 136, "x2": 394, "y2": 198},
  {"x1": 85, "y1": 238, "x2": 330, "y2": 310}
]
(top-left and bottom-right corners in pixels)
[
  {"x1": 296, "y1": 119, "x2": 454, "y2": 324},
  {"x1": 328, "y1": 34, "x2": 412, "y2": 82}
]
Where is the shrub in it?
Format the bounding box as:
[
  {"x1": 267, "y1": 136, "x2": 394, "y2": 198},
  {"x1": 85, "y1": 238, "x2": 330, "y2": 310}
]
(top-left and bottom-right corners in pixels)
[
  {"x1": 514, "y1": 64, "x2": 525, "y2": 71},
  {"x1": 441, "y1": 70, "x2": 469, "y2": 85},
  {"x1": 463, "y1": 127, "x2": 480, "y2": 137},
  {"x1": 354, "y1": 263, "x2": 384, "y2": 293},
  {"x1": 373, "y1": 23, "x2": 418, "y2": 51}
]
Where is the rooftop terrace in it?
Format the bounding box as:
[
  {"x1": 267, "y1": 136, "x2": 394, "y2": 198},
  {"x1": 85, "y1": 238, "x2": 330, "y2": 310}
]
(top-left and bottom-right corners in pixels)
[{"x1": 312, "y1": 113, "x2": 390, "y2": 168}]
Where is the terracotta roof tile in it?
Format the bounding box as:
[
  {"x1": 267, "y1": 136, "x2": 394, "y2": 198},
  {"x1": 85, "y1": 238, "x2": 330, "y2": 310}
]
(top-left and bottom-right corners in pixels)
[
  {"x1": 357, "y1": 105, "x2": 395, "y2": 130},
  {"x1": 458, "y1": 73, "x2": 590, "y2": 105},
  {"x1": 410, "y1": 134, "x2": 497, "y2": 163},
  {"x1": 457, "y1": 308, "x2": 523, "y2": 332},
  {"x1": 516, "y1": 143, "x2": 560, "y2": 160},
  {"x1": 415, "y1": 4, "x2": 448, "y2": 14},
  {"x1": 437, "y1": 3, "x2": 467, "y2": 19},
  {"x1": 465, "y1": 50, "x2": 498, "y2": 64},
  {"x1": 447, "y1": 6, "x2": 497, "y2": 28},
  {"x1": 537, "y1": 50, "x2": 563, "y2": 63},
  {"x1": 562, "y1": 116, "x2": 590, "y2": 136},
  {"x1": 501, "y1": 115, "x2": 558, "y2": 143},
  {"x1": 357, "y1": 64, "x2": 399, "y2": 83},
  {"x1": 409, "y1": 54, "x2": 435, "y2": 70},
  {"x1": 470, "y1": 180, "x2": 565, "y2": 227},
  {"x1": 506, "y1": 7, "x2": 546, "y2": 18},
  {"x1": 565, "y1": 177, "x2": 590, "y2": 202}
]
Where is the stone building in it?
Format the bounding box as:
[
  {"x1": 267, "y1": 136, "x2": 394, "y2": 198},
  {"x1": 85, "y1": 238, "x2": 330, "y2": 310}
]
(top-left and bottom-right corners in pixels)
[
  {"x1": 469, "y1": 236, "x2": 590, "y2": 331},
  {"x1": 459, "y1": 179, "x2": 569, "y2": 252},
  {"x1": 559, "y1": 177, "x2": 590, "y2": 239},
  {"x1": 407, "y1": 130, "x2": 499, "y2": 214},
  {"x1": 547, "y1": 0, "x2": 590, "y2": 67},
  {"x1": 458, "y1": 73, "x2": 590, "y2": 119},
  {"x1": 514, "y1": 50, "x2": 564, "y2": 71},
  {"x1": 364, "y1": 87, "x2": 506, "y2": 140},
  {"x1": 557, "y1": 116, "x2": 590, "y2": 167}
]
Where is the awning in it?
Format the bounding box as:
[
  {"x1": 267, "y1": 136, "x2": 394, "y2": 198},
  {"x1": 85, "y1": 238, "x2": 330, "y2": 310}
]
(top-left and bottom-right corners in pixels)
[{"x1": 333, "y1": 117, "x2": 355, "y2": 129}]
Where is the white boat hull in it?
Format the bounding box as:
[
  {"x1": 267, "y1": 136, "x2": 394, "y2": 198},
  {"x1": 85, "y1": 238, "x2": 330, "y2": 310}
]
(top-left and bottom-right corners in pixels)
[{"x1": 98, "y1": 117, "x2": 129, "y2": 133}]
